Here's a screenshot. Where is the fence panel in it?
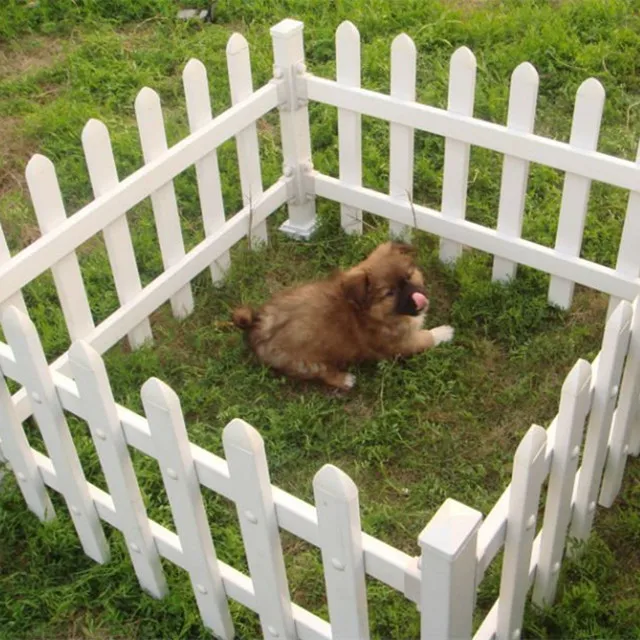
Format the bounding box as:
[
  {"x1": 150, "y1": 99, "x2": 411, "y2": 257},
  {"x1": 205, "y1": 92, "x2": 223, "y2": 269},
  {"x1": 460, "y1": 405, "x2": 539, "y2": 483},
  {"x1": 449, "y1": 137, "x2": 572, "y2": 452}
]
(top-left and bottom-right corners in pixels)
[
  {"x1": 491, "y1": 62, "x2": 538, "y2": 283},
  {"x1": 0, "y1": 222, "x2": 28, "y2": 316},
  {"x1": 183, "y1": 58, "x2": 230, "y2": 283},
  {"x1": 532, "y1": 359, "x2": 592, "y2": 606},
  {"x1": 548, "y1": 79, "x2": 605, "y2": 309},
  {"x1": 336, "y1": 21, "x2": 363, "y2": 235},
  {"x1": 3, "y1": 306, "x2": 109, "y2": 562},
  {"x1": 496, "y1": 424, "x2": 547, "y2": 640},
  {"x1": 141, "y1": 377, "x2": 233, "y2": 639},
  {"x1": 314, "y1": 464, "x2": 369, "y2": 640},
  {"x1": 82, "y1": 119, "x2": 153, "y2": 349},
  {"x1": 388, "y1": 33, "x2": 416, "y2": 241},
  {"x1": 223, "y1": 419, "x2": 296, "y2": 640},
  {"x1": 571, "y1": 300, "x2": 632, "y2": 541},
  {"x1": 135, "y1": 87, "x2": 194, "y2": 319},
  {"x1": 599, "y1": 296, "x2": 640, "y2": 506},
  {"x1": 25, "y1": 155, "x2": 94, "y2": 341},
  {"x1": 438, "y1": 47, "x2": 476, "y2": 264},
  {"x1": 69, "y1": 340, "x2": 168, "y2": 598},
  {"x1": 227, "y1": 34, "x2": 269, "y2": 246}
]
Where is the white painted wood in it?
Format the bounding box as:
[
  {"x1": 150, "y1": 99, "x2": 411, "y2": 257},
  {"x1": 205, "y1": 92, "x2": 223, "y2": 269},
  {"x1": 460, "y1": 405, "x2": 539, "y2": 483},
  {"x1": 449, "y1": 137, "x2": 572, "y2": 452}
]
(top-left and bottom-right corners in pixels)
[
  {"x1": 183, "y1": 58, "x2": 230, "y2": 282},
  {"x1": 532, "y1": 359, "x2": 592, "y2": 606},
  {"x1": 440, "y1": 47, "x2": 477, "y2": 263},
  {"x1": 271, "y1": 18, "x2": 316, "y2": 239},
  {"x1": 223, "y1": 419, "x2": 296, "y2": 640},
  {"x1": 492, "y1": 62, "x2": 539, "y2": 282},
  {"x1": 336, "y1": 21, "x2": 363, "y2": 235},
  {"x1": 0, "y1": 362, "x2": 55, "y2": 520},
  {"x1": 496, "y1": 424, "x2": 547, "y2": 640},
  {"x1": 69, "y1": 340, "x2": 168, "y2": 598},
  {"x1": 388, "y1": 33, "x2": 416, "y2": 241},
  {"x1": 419, "y1": 498, "x2": 482, "y2": 640},
  {"x1": 600, "y1": 296, "x2": 640, "y2": 506},
  {"x1": 607, "y1": 141, "x2": 640, "y2": 319},
  {"x1": 313, "y1": 464, "x2": 369, "y2": 640},
  {"x1": 304, "y1": 75, "x2": 640, "y2": 192},
  {"x1": 548, "y1": 79, "x2": 605, "y2": 309},
  {"x1": 630, "y1": 401, "x2": 640, "y2": 456},
  {"x1": 570, "y1": 300, "x2": 633, "y2": 542},
  {"x1": 82, "y1": 119, "x2": 153, "y2": 349},
  {"x1": 227, "y1": 34, "x2": 269, "y2": 246},
  {"x1": 141, "y1": 377, "x2": 233, "y2": 639},
  {"x1": 0, "y1": 83, "x2": 279, "y2": 306},
  {"x1": 313, "y1": 174, "x2": 640, "y2": 302},
  {"x1": 135, "y1": 87, "x2": 194, "y2": 319},
  {"x1": 1, "y1": 306, "x2": 109, "y2": 562},
  {"x1": 0, "y1": 222, "x2": 28, "y2": 316},
  {"x1": 25, "y1": 154, "x2": 94, "y2": 341}
]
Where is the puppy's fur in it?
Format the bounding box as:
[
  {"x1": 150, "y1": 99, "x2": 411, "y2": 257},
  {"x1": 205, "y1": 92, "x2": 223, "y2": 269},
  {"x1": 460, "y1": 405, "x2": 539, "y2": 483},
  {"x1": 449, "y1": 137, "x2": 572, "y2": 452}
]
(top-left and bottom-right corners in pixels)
[{"x1": 232, "y1": 242, "x2": 454, "y2": 390}]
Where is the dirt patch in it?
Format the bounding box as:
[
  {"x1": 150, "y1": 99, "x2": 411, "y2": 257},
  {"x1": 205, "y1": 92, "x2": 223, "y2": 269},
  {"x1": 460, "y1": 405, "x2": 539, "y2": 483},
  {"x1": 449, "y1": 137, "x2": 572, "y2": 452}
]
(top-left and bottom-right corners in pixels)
[
  {"x1": 0, "y1": 118, "x2": 35, "y2": 199},
  {"x1": 0, "y1": 36, "x2": 65, "y2": 80}
]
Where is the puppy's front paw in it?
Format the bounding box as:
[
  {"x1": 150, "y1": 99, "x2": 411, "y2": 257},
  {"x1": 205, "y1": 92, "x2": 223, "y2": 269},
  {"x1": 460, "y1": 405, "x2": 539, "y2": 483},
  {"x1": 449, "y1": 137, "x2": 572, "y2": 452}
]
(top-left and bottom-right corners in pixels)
[
  {"x1": 343, "y1": 373, "x2": 356, "y2": 389},
  {"x1": 430, "y1": 325, "x2": 454, "y2": 346}
]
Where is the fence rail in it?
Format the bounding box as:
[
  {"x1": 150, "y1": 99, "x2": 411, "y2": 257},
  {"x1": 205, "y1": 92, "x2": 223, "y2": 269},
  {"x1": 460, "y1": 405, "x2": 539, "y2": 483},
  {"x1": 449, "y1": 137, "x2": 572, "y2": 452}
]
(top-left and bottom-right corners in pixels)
[{"x1": 1, "y1": 16, "x2": 640, "y2": 640}]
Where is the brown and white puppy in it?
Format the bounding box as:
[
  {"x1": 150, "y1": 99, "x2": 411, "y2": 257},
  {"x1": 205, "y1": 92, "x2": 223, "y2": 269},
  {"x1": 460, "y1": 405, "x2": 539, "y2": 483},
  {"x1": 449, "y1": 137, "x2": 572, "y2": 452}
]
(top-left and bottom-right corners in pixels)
[{"x1": 232, "y1": 242, "x2": 454, "y2": 390}]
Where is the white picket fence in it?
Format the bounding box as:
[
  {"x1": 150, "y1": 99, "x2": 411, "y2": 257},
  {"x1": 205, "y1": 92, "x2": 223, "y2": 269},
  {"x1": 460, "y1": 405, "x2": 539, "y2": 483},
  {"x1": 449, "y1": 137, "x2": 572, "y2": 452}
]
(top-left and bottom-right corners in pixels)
[{"x1": 1, "y1": 17, "x2": 640, "y2": 640}]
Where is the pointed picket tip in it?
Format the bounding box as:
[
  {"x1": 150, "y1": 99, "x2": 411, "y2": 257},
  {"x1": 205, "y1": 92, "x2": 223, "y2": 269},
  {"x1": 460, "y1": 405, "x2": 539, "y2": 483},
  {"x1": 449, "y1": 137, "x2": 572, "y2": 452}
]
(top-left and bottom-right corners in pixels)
[
  {"x1": 336, "y1": 20, "x2": 360, "y2": 44},
  {"x1": 1, "y1": 303, "x2": 30, "y2": 333},
  {"x1": 511, "y1": 61, "x2": 539, "y2": 88},
  {"x1": 25, "y1": 153, "x2": 55, "y2": 184},
  {"x1": 141, "y1": 376, "x2": 180, "y2": 413},
  {"x1": 450, "y1": 46, "x2": 476, "y2": 71},
  {"x1": 134, "y1": 86, "x2": 161, "y2": 113},
  {"x1": 313, "y1": 464, "x2": 358, "y2": 501},
  {"x1": 68, "y1": 339, "x2": 103, "y2": 373},
  {"x1": 576, "y1": 77, "x2": 605, "y2": 104},
  {"x1": 391, "y1": 32, "x2": 416, "y2": 58},
  {"x1": 81, "y1": 118, "x2": 109, "y2": 146},
  {"x1": 604, "y1": 298, "x2": 633, "y2": 338},
  {"x1": 222, "y1": 418, "x2": 264, "y2": 453},
  {"x1": 226, "y1": 32, "x2": 249, "y2": 56},
  {"x1": 561, "y1": 358, "x2": 592, "y2": 398},
  {"x1": 183, "y1": 57, "x2": 206, "y2": 81},
  {"x1": 514, "y1": 423, "x2": 547, "y2": 467}
]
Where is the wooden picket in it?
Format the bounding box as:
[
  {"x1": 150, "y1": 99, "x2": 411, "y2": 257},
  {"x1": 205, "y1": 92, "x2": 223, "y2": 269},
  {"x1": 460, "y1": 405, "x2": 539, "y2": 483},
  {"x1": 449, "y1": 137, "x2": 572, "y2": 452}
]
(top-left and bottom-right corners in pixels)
[
  {"x1": 0, "y1": 222, "x2": 28, "y2": 317},
  {"x1": 82, "y1": 119, "x2": 153, "y2": 349},
  {"x1": 135, "y1": 87, "x2": 194, "y2": 319},
  {"x1": 491, "y1": 62, "x2": 538, "y2": 283},
  {"x1": 182, "y1": 58, "x2": 230, "y2": 282},
  {"x1": 336, "y1": 21, "x2": 363, "y2": 235},
  {"x1": 388, "y1": 33, "x2": 416, "y2": 241}
]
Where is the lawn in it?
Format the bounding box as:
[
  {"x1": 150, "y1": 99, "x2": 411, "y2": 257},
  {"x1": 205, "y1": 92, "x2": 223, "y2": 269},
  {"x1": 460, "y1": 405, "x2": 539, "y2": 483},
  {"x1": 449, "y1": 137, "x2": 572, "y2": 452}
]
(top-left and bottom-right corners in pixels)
[{"x1": 1, "y1": 0, "x2": 639, "y2": 638}]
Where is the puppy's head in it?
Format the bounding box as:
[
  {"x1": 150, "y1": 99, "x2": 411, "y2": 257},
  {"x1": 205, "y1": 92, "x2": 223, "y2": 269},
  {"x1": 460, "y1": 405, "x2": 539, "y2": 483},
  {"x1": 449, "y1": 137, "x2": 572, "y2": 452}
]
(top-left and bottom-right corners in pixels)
[{"x1": 342, "y1": 242, "x2": 428, "y2": 321}]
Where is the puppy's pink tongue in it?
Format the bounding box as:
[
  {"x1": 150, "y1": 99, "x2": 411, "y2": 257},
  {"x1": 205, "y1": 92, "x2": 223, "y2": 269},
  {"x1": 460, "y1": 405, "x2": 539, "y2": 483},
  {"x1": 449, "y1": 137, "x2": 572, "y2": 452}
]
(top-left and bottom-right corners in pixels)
[{"x1": 411, "y1": 292, "x2": 428, "y2": 310}]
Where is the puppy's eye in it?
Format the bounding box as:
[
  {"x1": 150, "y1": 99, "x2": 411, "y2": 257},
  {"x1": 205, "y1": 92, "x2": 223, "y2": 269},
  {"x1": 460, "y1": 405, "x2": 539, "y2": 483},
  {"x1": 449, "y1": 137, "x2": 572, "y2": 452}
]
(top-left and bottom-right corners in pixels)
[{"x1": 385, "y1": 289, "x2": 395, "y2": 298}]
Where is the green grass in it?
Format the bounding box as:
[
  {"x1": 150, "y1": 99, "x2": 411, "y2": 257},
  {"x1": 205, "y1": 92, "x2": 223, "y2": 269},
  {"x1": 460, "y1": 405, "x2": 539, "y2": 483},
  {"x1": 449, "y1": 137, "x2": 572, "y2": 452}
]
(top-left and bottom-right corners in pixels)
[{"x1": 1, "y1": 0, "x2": 640, "y2": 638}]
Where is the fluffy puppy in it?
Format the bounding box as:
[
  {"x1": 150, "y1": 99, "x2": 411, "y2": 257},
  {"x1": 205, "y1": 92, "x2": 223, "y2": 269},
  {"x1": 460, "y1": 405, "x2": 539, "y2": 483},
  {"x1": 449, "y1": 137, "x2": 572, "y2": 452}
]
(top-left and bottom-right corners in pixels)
[{"x1": 232, "y1": 242, "x2": 454, "y2": 390}]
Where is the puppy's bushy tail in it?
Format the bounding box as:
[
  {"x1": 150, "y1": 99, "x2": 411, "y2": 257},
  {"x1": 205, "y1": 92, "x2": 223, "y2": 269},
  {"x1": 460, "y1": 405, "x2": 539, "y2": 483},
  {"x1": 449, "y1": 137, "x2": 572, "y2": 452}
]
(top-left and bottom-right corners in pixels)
[{"x1": 232, "y1": 306, "x2": 257, "y2": 330}]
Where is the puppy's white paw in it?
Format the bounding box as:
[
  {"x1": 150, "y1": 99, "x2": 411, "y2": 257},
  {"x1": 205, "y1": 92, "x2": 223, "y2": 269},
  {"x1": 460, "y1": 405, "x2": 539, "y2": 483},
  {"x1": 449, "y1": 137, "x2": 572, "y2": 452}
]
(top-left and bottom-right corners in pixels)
[
  {"x1": 431, "y1": 325, "x2": 454, "y2": 346},
  {"x1": 343, "y1": 373, "x2": 356, "y2": 389}
]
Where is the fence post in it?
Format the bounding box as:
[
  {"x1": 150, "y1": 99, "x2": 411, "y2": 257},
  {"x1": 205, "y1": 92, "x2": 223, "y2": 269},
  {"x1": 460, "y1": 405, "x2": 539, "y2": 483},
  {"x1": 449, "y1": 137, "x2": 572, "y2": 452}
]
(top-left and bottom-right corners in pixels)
[
  {"x1": 2, "y1": 306, "x2": 109, "y2": 563},
  {"x1": 141, "y1": 377, "x2": 233, "y2": 639},
  {"x1": 82, "y1": 119, "x2": 153, "y2": 349},
  {"x1": 418, "y1": 498, "x2": 482, "y2": 640},
  {"x1": 439, "y1": 47, "x2": 476, "y2": 264},
  {"x1": 599, "y1": 296, "x2": 640, "y2": 506},
  {"x1": 607, "y1": 140, "x2": 640, "y2": 319},
  {"x1": 26, "y1": 155, "x2": 95, "y2": 341},
  {"x1": 532, "y1": 359, "x2": 592, "y2": 607},
  {"x1": 271, "y1": 18, "x2": 316, "y2": 240},
  {"x1": 491, "y1": 62, "x2": 539, "y2": 283},
  {"x1": 570, "y1": 300, "x2": 632, "y2": 543},
  {"x1": 496, "y1": 424, "x2": 547, "y2": 640},
  {"x1": 548, "y1": 79, "x2": 605, "y2": 309},
  {"x1": 69, "y1": 340, "x2": 168, "y2": 599},
  {"x1": 183, "y1": 58, "x2": 231, "y2": 282},
  {"x1": 222, "y1": 419, "x2": 296, "y2": 640},
  {"x1": 0, "y1": 352, "x2": 55, "y2": 521},
  {"x1": 314, "y1": 464, "x2": 369, "y2": 640},
  {"x1": 388, "y1": 33, "x2": 416, "y2": 241},
  {"x1": 135, "y1": 87, "x2": 194, "y2": 319},
  {"x1": 227, "y1": 33, "x2": 269, "y2": 246}
]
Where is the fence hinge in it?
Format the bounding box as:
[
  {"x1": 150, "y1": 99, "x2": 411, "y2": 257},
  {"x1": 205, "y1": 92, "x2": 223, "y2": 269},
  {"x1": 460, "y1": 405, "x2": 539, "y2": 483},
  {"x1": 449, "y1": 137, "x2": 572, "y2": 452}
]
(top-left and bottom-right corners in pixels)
[
  {"x1": 272, "y1": 63, "x2": 309, "y2": 111},
  {"x1": 283, "y1": 162, "x2": 315, "y2": 206}
]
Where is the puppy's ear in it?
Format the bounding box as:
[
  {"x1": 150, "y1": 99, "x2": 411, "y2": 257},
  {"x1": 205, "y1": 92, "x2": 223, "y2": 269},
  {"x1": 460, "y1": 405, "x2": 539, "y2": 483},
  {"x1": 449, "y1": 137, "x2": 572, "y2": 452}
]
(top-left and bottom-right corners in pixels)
[
  {"x1": 342, "y1": 269, "x2": 370, "y2": 308},
  {"x1": 390, "y1": 241, "x2": 416, "y2": 256}
]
